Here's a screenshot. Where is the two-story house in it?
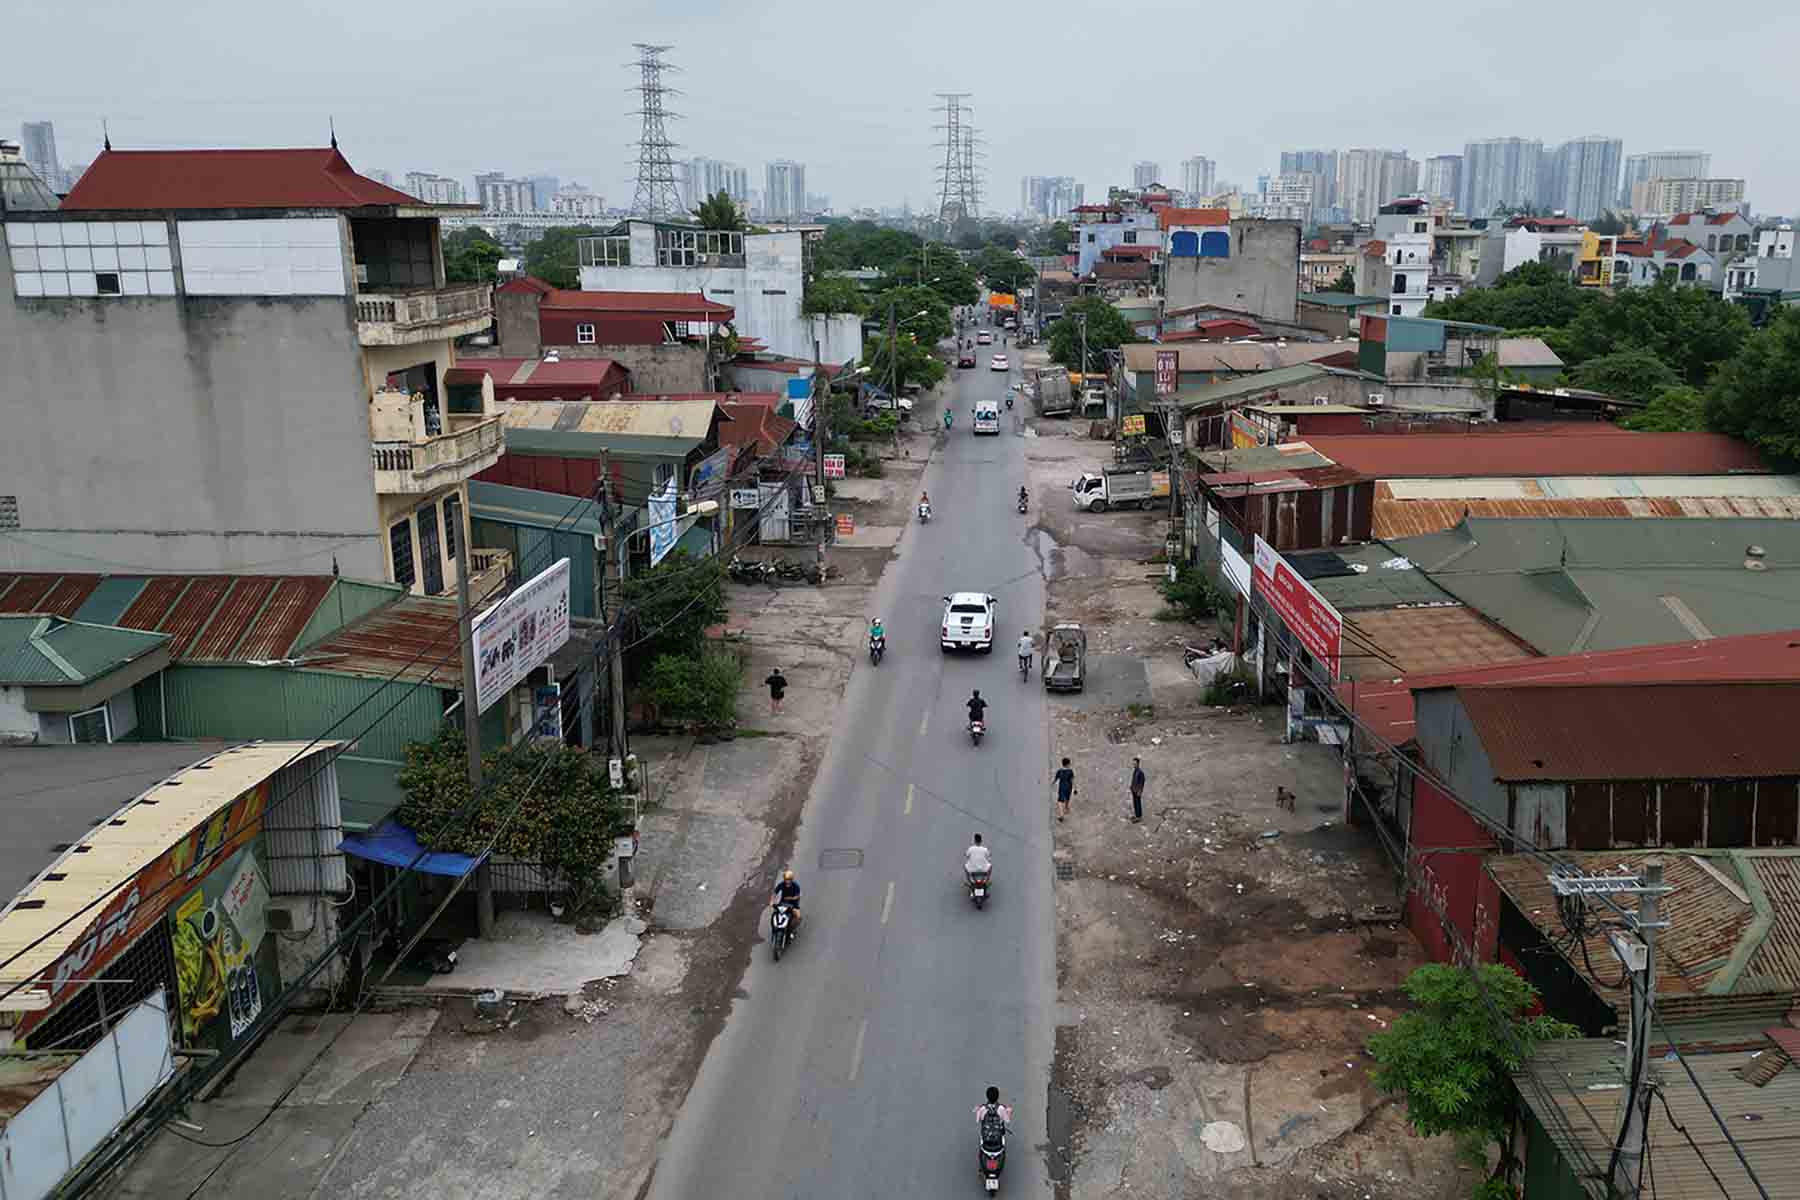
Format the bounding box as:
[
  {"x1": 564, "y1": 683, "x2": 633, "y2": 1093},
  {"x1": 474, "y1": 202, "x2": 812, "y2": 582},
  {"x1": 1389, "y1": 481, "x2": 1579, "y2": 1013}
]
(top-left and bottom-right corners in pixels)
[{"x1": 0, "y1": 143, "x2": 502, "y2": 597}]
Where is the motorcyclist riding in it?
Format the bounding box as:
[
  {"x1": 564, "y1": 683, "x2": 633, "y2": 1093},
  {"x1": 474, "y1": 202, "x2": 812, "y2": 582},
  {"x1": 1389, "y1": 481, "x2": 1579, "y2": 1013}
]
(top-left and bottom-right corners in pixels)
[
  {"x1": 975, "y1": 1086, "x2": 1013, "y2": 1130},
  {"x1": 1017, "y1": 485, "x2": 1028, "y2": 508},
  {"x1": 1017, "y1": 630, "x2": 1034, "y2": 673},
  {"x1": 870, "y1": 616, "x2": 885, "y2": 641},
  {"x1": 965, "y1": 833, "x2": 992, "y2": 879},
  {"x1": 967, "y1": 689, "x2": 988, "y2": 726},
  {"x1": 770, "y1": 868, "x2": 802, "y2": 930}
]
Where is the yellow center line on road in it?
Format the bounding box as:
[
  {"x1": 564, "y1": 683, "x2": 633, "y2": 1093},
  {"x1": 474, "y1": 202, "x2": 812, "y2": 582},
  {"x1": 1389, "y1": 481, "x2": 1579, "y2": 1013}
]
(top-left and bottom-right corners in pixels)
[
  {"x1": 881, "y1": 880, "x2": 896, "y2": 925},
  {"x1": 905, "y1": 784, "x2": 914, "y2": 816},
  {"x1": 849, "y1": 1017, "x2": 869, "y2": 1082}
]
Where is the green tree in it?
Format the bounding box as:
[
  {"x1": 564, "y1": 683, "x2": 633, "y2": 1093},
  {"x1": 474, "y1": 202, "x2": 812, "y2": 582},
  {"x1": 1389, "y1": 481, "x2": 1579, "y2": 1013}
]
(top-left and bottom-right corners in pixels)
[
  {"x1": 691, "y1": 189, "x2": 747, "y2": 232},
  {"x1": 1561, "y1": 277, "x2": 1753, "y2": 386},
  {"x1": 1425, "y1": 267, "x2": 1594, "y2": 331},
  {"x1": 985, "y1": 227, "x2": 1022, "y2": 251},
  {"x1": 444, "y1": 227, "x2": 504, "y2": 283},
  {"x1": 1704, "y1": 309, "x2": 1800, "y2": 463},
  {"x1": 814, "y1": 222, "x2": 926, "y2": 273},
  {"x1": 1030, "y1": 221, "x2": 1073, "y2": 256},
  {"x1": 618, "y1": 550, "x2": 727, "y2": 676},
  {"x1": 865, "y1": 284, "x2": 952, "y2": 343},
  {"x1": 1323, "y1": 266, "x2": 1357, "y2": 293},
  {"x1": 396, "y1": 729, "x2": 632, "y2": 920},
  {"x1": 644, "y1": 649, "x2": 742, "y2": 729},
  {"x1": 1568, "y1": 347, "x2": 1682, "y2": 405},
  {"x1": 521, "y1": 225, "x2": 604, "y2": 288},
  {"x1": 802, "y1": 274, "x2": 867, "y2": 316},
  {"x1": 863, "y1": 329, "x2": 947, "y2": 396},
  {"x1": 977, "y1": 246, "x2": 1036, "y2": 294},
  {"x1": 1369, "y1": 964, "x2": 1577, "y2": 1191},
  {"x1": 1590, "y1": 210, "x2": 1629, "y2": 236},
  {"x1": 1622, "y1": 385, "x2": 1707, "y2": 432},
  {"x1": 954, "y1": 230, "x2": 985, "y2": 250},
  {"x1": 1048, "y1": 297, "x2": 1141, "y2": 372}
]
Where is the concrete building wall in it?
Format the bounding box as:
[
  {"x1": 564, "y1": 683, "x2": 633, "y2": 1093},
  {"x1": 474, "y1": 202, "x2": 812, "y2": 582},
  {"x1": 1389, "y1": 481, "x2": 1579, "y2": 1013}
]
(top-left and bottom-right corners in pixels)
[
  {"x1": 1413, "y1": 689, "x2": 1509, "y2": 829},
  {"x1": 493, "y1": 287, "x2": 542, "y2": 357},
  {"x1": 1164, "y1": 220, "x2": 1300, "y2": 323},
  {"x1": 0, "y1": 258, "x2": 384, "y2": 578},
  {"x1": 0, "y1": 685, "x2": 35, "y2": 743}
]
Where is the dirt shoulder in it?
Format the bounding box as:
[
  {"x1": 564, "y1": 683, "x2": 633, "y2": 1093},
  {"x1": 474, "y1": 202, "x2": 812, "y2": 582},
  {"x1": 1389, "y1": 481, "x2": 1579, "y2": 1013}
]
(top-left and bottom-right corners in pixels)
[{"x1": 1027, "y1": 432, "x2": 1470, "y2": 1200}]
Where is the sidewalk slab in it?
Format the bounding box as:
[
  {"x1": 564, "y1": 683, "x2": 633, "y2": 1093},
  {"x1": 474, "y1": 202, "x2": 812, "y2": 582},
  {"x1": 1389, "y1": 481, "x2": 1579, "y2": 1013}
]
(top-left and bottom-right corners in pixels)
[{"x1": 421, "y1": 911, "x2": 642, "y2": 995}]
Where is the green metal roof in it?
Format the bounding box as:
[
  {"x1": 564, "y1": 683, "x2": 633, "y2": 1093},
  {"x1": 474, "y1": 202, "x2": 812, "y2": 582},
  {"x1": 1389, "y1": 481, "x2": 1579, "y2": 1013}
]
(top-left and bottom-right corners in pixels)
[
  {"x1": 467, "y1": 480, "x2": 620, "y2": 537},
  {"x1": 1296, "y1": 293, "x2": 1385, "y2": 308},
  {"x1": 1294, "y1": 543, "x2": 1461, "y2": 611},
  {"x1": 1172, "y1": 363, "x2": 1334, "y2": 411},
  {"x1": 0, "y1": 615, "x2": 170, "y2": 685},
  {"x1": 1385, "y1": 517, "x2": 1800, "y2": 655}
]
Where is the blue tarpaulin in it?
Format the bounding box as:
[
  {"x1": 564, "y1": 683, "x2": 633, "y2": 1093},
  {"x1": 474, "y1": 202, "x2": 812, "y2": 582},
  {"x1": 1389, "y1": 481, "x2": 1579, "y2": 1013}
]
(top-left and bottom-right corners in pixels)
[{"x1": 338, "y1": 819, "x2": 486, "y2": 877}]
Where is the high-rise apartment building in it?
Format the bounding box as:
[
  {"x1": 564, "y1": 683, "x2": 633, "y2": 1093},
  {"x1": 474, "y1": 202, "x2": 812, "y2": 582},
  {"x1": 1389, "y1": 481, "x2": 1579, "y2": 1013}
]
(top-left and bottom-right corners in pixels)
[
  {"x1": 1461, "y1": 137, "x2": 1543, "y2": 217},
  {"x1": 404, "y1": 172, "x2": 466, "y2": 205},
  {"x1": 1132, "y1": 161, "x2": 1162, "y2": 190},
  {"x1": 475, "y1": 173, "x2": 534, "y2": 213},
  {"x1": 687, "y1": 157, "x2": 750, "y2": 210},
  {"x1": 765, "y1": 160, "x2": 806, "y2": 221},
  {"x1": 20, "y1": 121, "x2": 64, "y2": 192},
  {"x1": 1632, "y1": 177, "x2": 1747, "y2": 215},
  {"x1": 1423, "y1": 155, "x2": 1463, "y2": 207},
  {"x1": 1280, "y1": 150, "x2": 1339, "y2": 208},
  {"x1": 1541, "y1": 137, "x2": 1622, "y2": 220},
  {"x1": 1022, "y1": 175, "x2": 1082, "y2": 219},
  {"x1": 1179, "y1": 156, "x2": 1217, "y2": 200},
  {"x1": 527, "y1": 175, "x2": 560, "y2": 211},
  {"x1": 1256, "y1": 173, "x2": 1321, "y2": 222},
  {"x1": 1336, "y1": 149, "x2": 1416, "y2": 222},
  {"x1": 1620, "y1": 152, "x2": 1710, "y2": 208}
]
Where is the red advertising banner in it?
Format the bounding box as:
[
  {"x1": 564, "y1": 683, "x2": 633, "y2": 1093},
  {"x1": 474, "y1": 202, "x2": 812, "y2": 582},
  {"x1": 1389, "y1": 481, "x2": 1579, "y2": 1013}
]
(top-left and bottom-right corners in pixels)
[
  {"x1": 1154, "y1": 349, "x2": 1178, "y2": 397},
  {"x1": 18, "y1": 779, "x2": 271, "y2": 1040},
  {"x1": 1252, "y1": 535, "x2": 1342, "y2": 678}
]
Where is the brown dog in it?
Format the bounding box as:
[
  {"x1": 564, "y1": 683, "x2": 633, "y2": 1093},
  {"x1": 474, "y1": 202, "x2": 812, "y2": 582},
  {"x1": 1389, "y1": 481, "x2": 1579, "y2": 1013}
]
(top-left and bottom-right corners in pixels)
[{"x1": 1276, "y1": 786, "x2": 1296, "y2": 813}]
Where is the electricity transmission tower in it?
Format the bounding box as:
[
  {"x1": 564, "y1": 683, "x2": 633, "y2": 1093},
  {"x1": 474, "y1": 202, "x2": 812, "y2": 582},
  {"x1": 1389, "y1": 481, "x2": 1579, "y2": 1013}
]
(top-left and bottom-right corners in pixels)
[
  {"x1": 934, "y1": 93, "x2": 979, "y2": 223},
  {"x1": 629, "y1": 43, "x2": 684, "y2": 218}
]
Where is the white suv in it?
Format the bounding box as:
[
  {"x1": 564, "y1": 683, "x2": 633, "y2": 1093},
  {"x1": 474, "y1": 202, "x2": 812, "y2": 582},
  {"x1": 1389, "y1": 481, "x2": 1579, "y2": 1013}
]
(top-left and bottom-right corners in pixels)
[{"x1": 941, "y1": 592, "x2": 997, "y2": 653}]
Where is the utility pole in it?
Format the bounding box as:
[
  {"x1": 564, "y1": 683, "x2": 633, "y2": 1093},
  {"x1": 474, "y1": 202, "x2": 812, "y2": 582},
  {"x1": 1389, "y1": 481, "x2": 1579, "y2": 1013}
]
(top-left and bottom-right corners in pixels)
[
  {"x1": 598, "y1": 451, "x2": 628, "y2": 762},
  {"x1": 454, "y1": 529, "x2": 494, "y2": 938}
]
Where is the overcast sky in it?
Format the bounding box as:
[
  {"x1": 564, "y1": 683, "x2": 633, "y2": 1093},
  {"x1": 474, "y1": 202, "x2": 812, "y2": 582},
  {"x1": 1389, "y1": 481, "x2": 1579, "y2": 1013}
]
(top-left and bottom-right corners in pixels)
[{"x1": 5, "y1": 0, "x2": 1793, "y2": 216}]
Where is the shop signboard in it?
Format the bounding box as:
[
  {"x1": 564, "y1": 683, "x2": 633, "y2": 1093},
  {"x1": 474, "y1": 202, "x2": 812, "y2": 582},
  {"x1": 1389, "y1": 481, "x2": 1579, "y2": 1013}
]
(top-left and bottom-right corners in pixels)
[
  {"x1": 19, "y1": 780, "x2": 270, "y2": 1040},
  {"x1": 1252, "y1": 535, "x2": 1342, "y2": 677},
  {"x1": 1154, "y1": 349, "x2": 1178, "y2": 397},
  {"x1": 823, "y1": 454, "x2": 846, "y2": 479},
  {"x1": 472, "y1": 558, "x2": 572, "y2": 713},
  {"x1": 730, "y1": 488, "x2": 761, "y2": 510},
  {"x1": 647, "y1": 479, "x2": 679, "y2": 568},
  {"x1": 168, "y1": 839, "x2": 280, "y2": 1048},
  {"x1": 534, "y1": 682, "x2": 563, "y2": 742},
  {"x1": 688, "y1": 446, "x2": 733, "y2": 497},
  {"x1": 835, "y1": 514, "x2": 855, "y2": 537},
  {"x1": 1121, "y1": 414, "x2": 1146, "y2": 436}
]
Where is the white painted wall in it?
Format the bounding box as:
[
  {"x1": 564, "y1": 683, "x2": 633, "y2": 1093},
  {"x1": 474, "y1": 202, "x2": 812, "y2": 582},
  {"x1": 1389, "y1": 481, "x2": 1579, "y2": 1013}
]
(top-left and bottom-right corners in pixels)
[
  {"x1": 177, "y1": 217, "x2": 348, "y2": 296},
  {"x1": 0, "y1": 685, "x2": 35, "y2": 742}
]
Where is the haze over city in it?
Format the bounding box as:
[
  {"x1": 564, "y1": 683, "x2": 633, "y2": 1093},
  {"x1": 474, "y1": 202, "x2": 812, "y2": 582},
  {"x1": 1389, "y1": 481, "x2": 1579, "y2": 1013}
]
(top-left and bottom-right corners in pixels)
[{"x1": 4, "y1": 0, "x2": 1793, "y2": 214}]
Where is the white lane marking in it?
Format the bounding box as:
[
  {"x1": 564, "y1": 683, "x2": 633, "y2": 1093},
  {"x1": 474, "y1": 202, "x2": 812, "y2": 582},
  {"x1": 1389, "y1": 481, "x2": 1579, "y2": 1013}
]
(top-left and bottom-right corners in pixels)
[
  {"x1": 881, "y1": 880, "x2": 896, "y2": 926},
  {"x1": 849, "y1": 1017, "x2": 869, "y2": 1082},
  {"x1": 905, "y1": 784, "x2": 914, "y2": 816},
  {"x1": 917, "y1": 708, "x2": 930, "y2": 738}
]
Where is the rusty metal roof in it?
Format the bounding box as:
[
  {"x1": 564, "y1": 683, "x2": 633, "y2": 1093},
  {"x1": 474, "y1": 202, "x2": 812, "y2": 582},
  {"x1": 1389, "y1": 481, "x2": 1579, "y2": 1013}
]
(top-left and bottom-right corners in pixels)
[
  {"x1": 1306, "y1": 431, "x2": 1768, "y2": 479},
  {"x1": 0, "y1": 573, "x2": 342, "y2": 664},
  {"x1": 1373, "y1": 481, "x2": 1800, "y2": 538},
  {"x1": 1340, "y1": 605, "x2": 1536, "y2": 682},
  {"x1": 1458, "y1": 682, "x2": 1800, "y2": 781},
  {"x1": 304, "y1": 595, "x2": 463, "y2": 686}
]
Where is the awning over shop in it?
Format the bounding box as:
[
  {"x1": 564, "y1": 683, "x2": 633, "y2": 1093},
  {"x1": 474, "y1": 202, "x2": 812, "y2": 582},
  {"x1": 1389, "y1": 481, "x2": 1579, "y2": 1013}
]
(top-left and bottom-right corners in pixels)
[{"x1": 338, "y1": 820, "x2": 485, "y2": 877}]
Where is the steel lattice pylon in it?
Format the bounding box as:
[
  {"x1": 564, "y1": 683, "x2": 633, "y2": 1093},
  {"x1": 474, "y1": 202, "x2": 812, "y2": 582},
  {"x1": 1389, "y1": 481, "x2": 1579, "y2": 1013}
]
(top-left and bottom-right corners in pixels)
[
  {"x1": 629, "y1": 43, "x2": 684, "y2": 218},
  {"x1": 934, "y1": 93, "x2": 979, "y2": 223}
]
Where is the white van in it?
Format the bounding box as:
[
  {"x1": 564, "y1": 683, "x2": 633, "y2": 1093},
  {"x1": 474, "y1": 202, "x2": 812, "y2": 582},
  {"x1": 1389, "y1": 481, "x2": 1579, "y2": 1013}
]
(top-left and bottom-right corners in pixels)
[{"x1": 972, "y1": 400, "x2": 1001, "y2": 435}]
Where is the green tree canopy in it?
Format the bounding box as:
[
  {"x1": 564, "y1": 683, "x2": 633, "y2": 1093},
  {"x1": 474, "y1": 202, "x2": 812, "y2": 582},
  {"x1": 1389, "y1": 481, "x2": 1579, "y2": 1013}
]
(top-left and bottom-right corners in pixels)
[
  {"x1": 862, "y1": 329, "x2": 947, "y2": 396},
  {"x1": 1560, "y1": 276, "x2": 1753, "y2": 386},
  {"x1": 691, "y1": 190, "x2": 746, "y2": 232},
  {"x1": 521, "y1": 225, "x2": 604, "y2": 288},
  {"x1": 618, "y1": 550, "x2": 727, "y2": 676},
  {"x1": 864, "y1": 283, "x2": 952, "y2": 343},
  {"x1": 1030, "y1": 221, "x2": 1073, "y2": 256},
  {"x1": 985, "y1": 227, "x2": 1022, "y2": 251},
  {"x1": 1370, "y1": 964, "x2": 1577, "y2": 1185},
  {"x1": 444, "y1": 227, "x2": 504, "y2": 284},
  {"x1": 1047, "y1": 297, "x2": 1141, "y2": 372},
  {"x1": 977, "y1": 246, "x2": 1036, "y2": 294},
  {"x1": 1424, "y1": 264, "x2": 1595, "y2": 331},
  {"x1": 1323, "y1": 266, "x2": 1357, "y2": 293},
  {"x1": 802, "y1": 274, "x2": 867, "y2": 317},
  {"x1": 1704, "y1": 309, "x2": 1800, "y2": 463},
  {"x1": 1590, "y1": 210, "x2": 1629, "y2": 236},
  {"x1": 814, "y1": 221, "x2": 928, "y2": 274},
  {"x1": 1568, "y1": 347, "x2": 1683, "y2": 405},
  {"x1": 1621, "y1": 384, "x2": 1707, "y2": 432}
]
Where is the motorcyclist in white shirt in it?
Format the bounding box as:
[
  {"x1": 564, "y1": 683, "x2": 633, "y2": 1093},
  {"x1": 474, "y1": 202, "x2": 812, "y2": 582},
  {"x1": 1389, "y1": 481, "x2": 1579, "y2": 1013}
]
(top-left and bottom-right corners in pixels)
[
  {"x1": 1016, "y1": 631, "x2": 1035, "y2": 674},
  {"x1": 964, "y1": 833, "x2": 993, "y2": 879}
]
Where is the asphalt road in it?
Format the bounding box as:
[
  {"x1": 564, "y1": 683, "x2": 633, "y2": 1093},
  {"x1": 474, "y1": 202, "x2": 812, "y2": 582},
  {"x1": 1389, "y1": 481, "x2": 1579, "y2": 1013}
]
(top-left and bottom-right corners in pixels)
[{"x1": 647, "y1": 326, "x2": 1056, "y2": 1198}]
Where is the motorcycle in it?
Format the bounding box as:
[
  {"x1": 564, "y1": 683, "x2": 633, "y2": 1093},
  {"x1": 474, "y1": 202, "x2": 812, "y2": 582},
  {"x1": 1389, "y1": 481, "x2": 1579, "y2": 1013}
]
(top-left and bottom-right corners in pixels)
[
  {"x1": 918, "y1": 502, "x2": 932, "y2": 524},
  {"x1": 1018, "y1": 653, "x2": 1031, "y2": 682},
  {"x1": 966, "y1": 868, "x2": 991, "y2": 909},
  {"x1": 1005, "y1": 395, "x2": 1013, "y2": 410},
  {"x1": 968, "y1": 718, "x2": 985, "y2": 747},
  {"x1": 869, "y1": 633, "x2": 886, "y2": 666},
  {"x1": 944, "y1": 411, "x2": 954, "y2": 431},
  {"x1": 1016, "y1": 494, "x2": 1028, "y2": 514},
  {"x1": 770, "y1": 902, "x2": 797, "y2": 962},
  {"x1": 978, "y1": 1117, "x2": 1008, "y2": 1192}
]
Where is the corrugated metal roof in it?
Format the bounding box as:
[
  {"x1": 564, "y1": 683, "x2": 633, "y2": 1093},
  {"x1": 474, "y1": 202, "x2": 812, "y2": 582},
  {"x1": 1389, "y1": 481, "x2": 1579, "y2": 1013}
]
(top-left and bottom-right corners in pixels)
[
  {"x1": 1373, "y1": 482, "x2": 1800, "y2": 538},
  {"x1": 118, "y1": 576, "x2": 187, "y2": 629},
  {"x1": 305, "y1": 595, "x2": 464, "y2": 685},
  {"x1": 468, "y1": 480, "x2": 608, "y2": 538},
  {"x1": 157, "y1": 576, "x2": 231, "y2": 657},
  {"x1": 1340, "y1": 606, "x2": 1535, "y2": 681},
  {"x1": 0, "y1": 741, "x2": 343, "y2": 1012},
  {"x1": 1457, "y1": 682, "x2": 1800, "y2": 781},
  {"x1": 499, "y1": 398, "x2": 716, "y2": 458},
  {"x1": 0, "y1": 616, "x2": 169, "y2": 685},
  {"x1": 0, "y1": 575, "x2": 59, "y2": 614},
  {"x1": 1495, "y1": 336, "x2": 1564, "y2": 368},
  {"x1": 233, "y1": 577, "x2": 336, "y2": 662},
  {"x1": 1306, "y1": 431, "x2": 1768, "y2": 478},
  {"x1": 1195, "y1": 440, "x2": 1335, "y2": 473},
  {"x1": 1124, "y1": 342, "x2": 1355, "y2": 373},
  {"x1": 186, "y1": 576, "x2": 276, "y2": 661},
  {"x1": 1298, "y1": 543, "x2": 1461, "y2": 610},
  {"x1": 1171, "y1": 364, "x2": 1333, "y2": 410},
  {"x1": 40, "y1": 576, "x2": 101, "y2": 618}
]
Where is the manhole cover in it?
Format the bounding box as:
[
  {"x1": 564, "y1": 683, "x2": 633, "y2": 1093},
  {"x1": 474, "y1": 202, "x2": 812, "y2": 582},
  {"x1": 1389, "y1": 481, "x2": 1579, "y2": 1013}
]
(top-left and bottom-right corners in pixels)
[
  {"x1": 1055, "y1": 861, "x2": 1074, "y2": 881},
  {"x1": 819, "y1": 848, "x2": 864, "y2": 870}
]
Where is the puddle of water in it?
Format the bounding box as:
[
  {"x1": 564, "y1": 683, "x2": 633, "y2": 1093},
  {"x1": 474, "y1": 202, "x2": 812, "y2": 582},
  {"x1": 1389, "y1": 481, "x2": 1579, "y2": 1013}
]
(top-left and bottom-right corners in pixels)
[{"x1": 1035, "y1": 529, "x2": 1096, "y2": 581}]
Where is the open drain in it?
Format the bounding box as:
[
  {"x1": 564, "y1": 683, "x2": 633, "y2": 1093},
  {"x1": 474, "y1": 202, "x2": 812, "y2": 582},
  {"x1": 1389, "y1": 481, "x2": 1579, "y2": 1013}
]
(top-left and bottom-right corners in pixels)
[{"x1": 818, "y1": 848, "x2": 864, "y2": 870}]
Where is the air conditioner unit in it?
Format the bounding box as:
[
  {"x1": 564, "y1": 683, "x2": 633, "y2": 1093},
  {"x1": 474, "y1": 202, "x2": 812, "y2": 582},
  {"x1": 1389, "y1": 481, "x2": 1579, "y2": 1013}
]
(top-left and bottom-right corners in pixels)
[{"x1": 1367, "y1": 393, "x2": 1386, "y2": 406}]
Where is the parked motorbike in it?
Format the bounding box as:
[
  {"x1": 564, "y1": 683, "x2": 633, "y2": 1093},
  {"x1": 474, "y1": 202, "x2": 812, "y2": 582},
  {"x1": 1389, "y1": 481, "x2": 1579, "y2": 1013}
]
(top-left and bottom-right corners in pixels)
[
  {"x1": 770, "y1": 902, "x2": 797, "y2": 962},
  {"x1": 869, "y1": 634, "x2": 886, "y2": 666},
  {"x1": 966, "y1": 868, "x2": 992, "y2": 909},
  {"x1": 978, "y1": 1118, "x2": 1008, "y2": 1192},
  {"x1": 968, "y1": 718, "x2": 986, "y2": 747}
]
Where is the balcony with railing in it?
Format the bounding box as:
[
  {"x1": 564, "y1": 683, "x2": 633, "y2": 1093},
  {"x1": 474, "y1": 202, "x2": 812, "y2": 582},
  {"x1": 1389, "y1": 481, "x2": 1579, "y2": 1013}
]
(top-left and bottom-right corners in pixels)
[
  {"x1": 369, "y1": 388, "x2": 504, "y2": 495},
  {"x1": 467, "y1": 547, "x2": 514, "y2": 598},
  {"x1": 355, "y1": 283, "x2": 493, "y2": 347}
]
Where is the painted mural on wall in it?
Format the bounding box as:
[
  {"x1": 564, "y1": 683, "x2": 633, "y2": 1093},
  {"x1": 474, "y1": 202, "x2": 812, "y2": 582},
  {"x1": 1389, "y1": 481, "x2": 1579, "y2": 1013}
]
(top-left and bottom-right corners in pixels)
[{"x1": 168, "y1": 839, "x2": 280, "y2": 1049}]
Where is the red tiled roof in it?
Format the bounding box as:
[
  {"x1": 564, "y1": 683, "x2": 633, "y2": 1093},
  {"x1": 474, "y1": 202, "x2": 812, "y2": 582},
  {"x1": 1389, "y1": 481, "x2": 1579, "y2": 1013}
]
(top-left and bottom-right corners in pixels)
[
  {"x1": 1308, "y1": 239, "x2": 1331, "y2": 253},
  {"x1": 1456, "y1": 682, "x2": 1800, "y2": 781},
  {"x1": 446, "y1": 357, "x2": 627, "y2": 389},
  {"x1": 1708, "y1": 212, "x2": 1739, "y2": 225},
  {"x1": 1302, "y1": 432, "x2": 1766, "y2": 479},
  {"x1": 60, "y1": 147, "x2": 420, "y2": 211},
  {"x1": 1159, "y1": 207, "x2": 1230, "y2": 230},
  {"x1": 637, "y1": 392, "x2": 778, "y2": 404},
  {"x1": 1669, "y1": 213, "x2": 1695, "y2": 225},
  {"x1": 496, "y1": 276, "x2": 556, "y2": 295},
  {"x1": 719, "y1": 401, "x2": 798, "y2": 456},
  {"x1": 1101, "y1": 244, "x2": 1157, "y2": 259},
  {"x1": 1092, "y1": 261, "x2": 1150, "y2": 281},
  {"x1": 1665, "y1": 242, "x2": 1700, "y2": 259},
  {"x1": 540, "y1": 290, "x2": 733, "y2": 317},
  {"x1": 1361, "y1": 239, "x2": 1387, "y2": 258}
]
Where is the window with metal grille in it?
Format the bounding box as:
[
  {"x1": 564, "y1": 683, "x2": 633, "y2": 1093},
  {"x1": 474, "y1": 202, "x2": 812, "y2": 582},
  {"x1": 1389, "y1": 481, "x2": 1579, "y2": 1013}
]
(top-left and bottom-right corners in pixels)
[
  {"x1": 0, "y1": 495, "x2": 17, "y2": 529},
  {"x1": 389, "y1": 520, "x2": 415, "y2": 589},
  {"x1": 443, "y1": 495, "x2": 462, "y2": 563},
  {"x1": 417, "y1": 502, "x2": 444, "y2": 595},
  {"x1": 27, "y1": 921, "x2": 178, "y2": 1053}
]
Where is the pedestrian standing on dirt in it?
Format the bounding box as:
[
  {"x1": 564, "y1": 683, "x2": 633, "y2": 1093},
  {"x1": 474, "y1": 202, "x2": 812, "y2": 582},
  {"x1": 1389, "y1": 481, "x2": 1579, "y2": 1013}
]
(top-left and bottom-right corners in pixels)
[
  {"x1": 765, "y1": 667, "x2": 788, "y2": 716},
  {"x1": 1053, "y1": 757, "x2": 1076, "y2": 823},
  {"x1": 1129, "y1": 757, "x2": 1146, "y2": 823}
]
